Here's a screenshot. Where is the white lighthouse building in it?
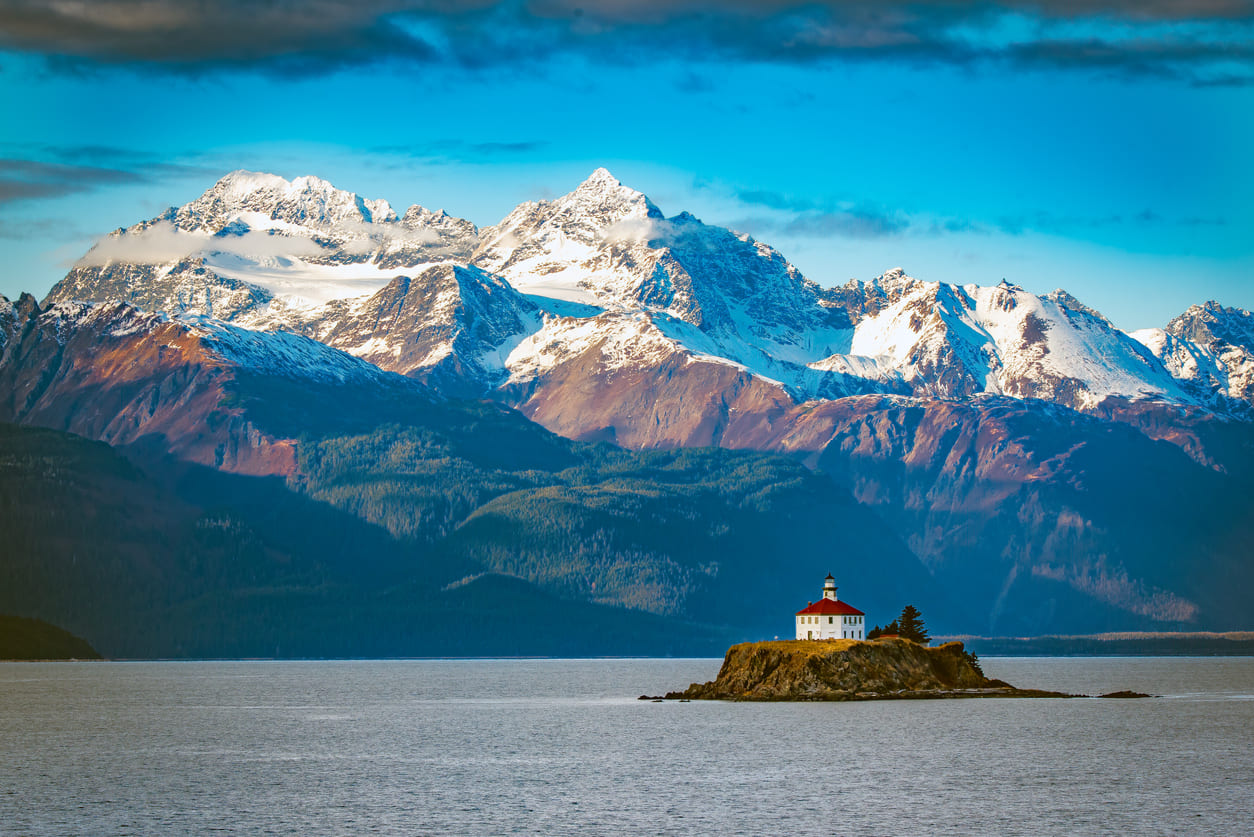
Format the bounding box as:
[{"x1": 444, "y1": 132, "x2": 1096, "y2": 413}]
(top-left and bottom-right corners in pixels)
[{"x1": 795, "y1": 574, "x2": 865, "y2": 640}]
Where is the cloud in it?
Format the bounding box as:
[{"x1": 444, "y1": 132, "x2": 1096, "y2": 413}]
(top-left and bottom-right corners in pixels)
[
  {"x1": 0, "y1": 147, "x2": 222, "y2": 205},
  {"x1": 76, "y1": 221, "x2": 326, "y2": 266},
  {"x1": 0, "y1": 1, "x2": 1249, "y2": 83},
  {"x1": 726, "y1": 186, "x2": 911, "y2": 239},
  {"x1": 599, "y1": 215, "x2": 703, "y2": 247},
  {"x1": 34, "y1": 144, "x2": 222, "y2": 178},
  {"x1": 0, "y1": 158, "x2": 143, "y2": 203},
  {"x1": 600, "y1": 216, "x2": 661, "y2": 244}
]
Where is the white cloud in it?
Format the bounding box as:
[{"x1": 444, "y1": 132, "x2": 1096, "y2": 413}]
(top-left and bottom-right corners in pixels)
[
  {"x1": 601, "y1": 216, "x2": 702, "y2": 247},
  {"x1": 76, "y1": 221, "x2": 326, "y2": 266}
]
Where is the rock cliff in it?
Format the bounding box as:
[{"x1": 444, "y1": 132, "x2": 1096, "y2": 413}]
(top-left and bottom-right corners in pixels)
[{"x1": 665, "y1": 638, "x2": 1054, "y2": 701}]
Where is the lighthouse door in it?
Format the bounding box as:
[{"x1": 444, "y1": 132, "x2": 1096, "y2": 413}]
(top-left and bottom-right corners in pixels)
[{"x1": 807, "y1": 630, "x2": 813, "y2": 640}]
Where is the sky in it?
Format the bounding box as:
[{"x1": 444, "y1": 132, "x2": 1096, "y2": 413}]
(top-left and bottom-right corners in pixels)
[{"x1": 0, "y1": 0, "x2": 1251, "y2": 330}]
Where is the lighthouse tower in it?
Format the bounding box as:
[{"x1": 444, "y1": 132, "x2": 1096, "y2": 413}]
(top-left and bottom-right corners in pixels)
[{"x1": 795, "y1": 573, "x2": 865, "y2": 640}]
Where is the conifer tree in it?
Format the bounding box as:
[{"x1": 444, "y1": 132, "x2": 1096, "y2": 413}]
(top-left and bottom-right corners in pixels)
[
  {"x1": 867, "y1": 619, "x2": 899, "y2": 640},
  {"x1": 897, "y1": 605, "x2": 929, "y2": 644}
]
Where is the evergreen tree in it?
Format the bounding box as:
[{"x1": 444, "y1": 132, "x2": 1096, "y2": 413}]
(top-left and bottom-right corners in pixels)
[
  {"x1": 867, "y1": 619, "x2": 899, "y2": 640},
  {"x1": 897, "y1": 605, "x2": 929, "y2": 643}
]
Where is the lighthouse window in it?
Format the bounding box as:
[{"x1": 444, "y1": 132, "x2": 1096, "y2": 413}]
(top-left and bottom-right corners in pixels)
[{"x1": 828, "y1": 617, "x2": 833, "y2": 624}]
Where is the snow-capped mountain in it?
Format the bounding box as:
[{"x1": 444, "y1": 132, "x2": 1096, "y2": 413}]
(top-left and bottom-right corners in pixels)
[
  {"x1": 814, "y1": 271, "x2": 1186, "y2": 410},
  {"x1": 0, "y1": 292, "x2": 23, "y2": 352},
  {"x1": 472, "y1": 168, "x2": 843, "y2": 336},
  {"x1": 9, "y1": 168, "x2": 1254, "y2": 636},
  {"x1": 310, "y1": 263, "x2": 541, "y2": 396},
  {"x1": 1131, "y1": 301, "x2": 1254, "y2": 405},
  {"x1": 472, "y1": 168, "x2": 855, "y2": 393},
  {"x1": 39, "y1": 167, "x2": 1251, "y2": 422},
  {"x1": 46, "y1": 170, "x2": 477, "y2": 323}
]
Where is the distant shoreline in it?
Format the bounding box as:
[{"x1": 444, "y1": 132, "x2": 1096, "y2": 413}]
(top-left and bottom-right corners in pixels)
[
  {"x1": 0, "y1": 614, "x2": 102, "y2": 661},
  {"x1": 939, "y1": 632, "x2": 1254, "y2": 656},
  {"x1": 5, "y1": 631, "x2": 1254, "y2": 663}
]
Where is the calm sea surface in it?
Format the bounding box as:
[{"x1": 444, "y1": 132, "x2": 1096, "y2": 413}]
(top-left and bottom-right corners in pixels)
[{"x1": 2, "y1": 657, "x2": 1251, "y2": 836}]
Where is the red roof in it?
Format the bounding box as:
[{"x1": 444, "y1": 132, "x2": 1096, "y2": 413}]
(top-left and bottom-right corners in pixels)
[{"x1": 796, "y1": 598, "x2": 864, "y2": 616}]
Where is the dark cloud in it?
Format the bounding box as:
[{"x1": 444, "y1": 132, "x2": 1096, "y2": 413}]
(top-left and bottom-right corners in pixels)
[
  {"x1": 0, "y1": 146, "x2": 220, "y2": 204},
  {"x1": 30, "y1": 144, "x2": 223, "y2": 179},
  {"x1": 0, "y1": 158, "x2": 143, "y2": 203},
  {"x1": 0, "y1": 1, "x2": 452, "y2": 75},
  {"x1": 0, "y1": 1, "x2": 1249, "y2": 83}
]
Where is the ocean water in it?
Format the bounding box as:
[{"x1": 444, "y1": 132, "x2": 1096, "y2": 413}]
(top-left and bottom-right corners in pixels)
[{"x1": 2, "y1": 657, "x2": 1251, "y2": 836}]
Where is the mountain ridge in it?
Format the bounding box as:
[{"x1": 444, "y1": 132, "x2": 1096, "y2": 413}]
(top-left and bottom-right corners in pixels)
[
  {"x1": 42, "y1": 168, "x2": 1251, "y2": 416},
  {"x1": 8, "y1": 167, "x2": 1254, "y2": 640}
]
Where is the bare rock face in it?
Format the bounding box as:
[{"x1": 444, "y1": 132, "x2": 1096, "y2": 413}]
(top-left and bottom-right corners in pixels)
[{"x1": 667, "y1": 639, "x2": 1000, "y2": 700}]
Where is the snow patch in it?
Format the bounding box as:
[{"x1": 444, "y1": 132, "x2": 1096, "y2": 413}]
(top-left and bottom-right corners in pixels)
[{"x1": 181, "y1": 314, "x2": 400, "y2": 385}]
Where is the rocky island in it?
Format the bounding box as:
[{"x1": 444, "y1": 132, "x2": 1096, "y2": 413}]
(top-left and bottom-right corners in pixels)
[{"x1": 657, "y1": 638, "x2": 1147, "y2": 701}]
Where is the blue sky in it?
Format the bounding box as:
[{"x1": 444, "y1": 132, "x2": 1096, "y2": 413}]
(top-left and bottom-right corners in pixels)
[{"x1": 0, "y1": 1, "x2": 1251, "y2": 330}]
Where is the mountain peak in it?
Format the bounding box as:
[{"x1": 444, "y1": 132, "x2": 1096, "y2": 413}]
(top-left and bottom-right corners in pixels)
[
  {"x1": 211, "y1": 170, "x2": 341, "y2": 199},
  {"x1": 1167, "y1": 299, "x2": 1254, "y2": 350},
  {"x1": 177, "y1": 170, "x2": 397, "y2": 231},
  {"x1": 212, "y1": 170, "x2": 290, "y2": 198},
  {"x1": 578, "y1": 167, "x2": 621, "y2": 190},
  {"x1": 554, "y1": 168, "x2": 662, "y2": 225},
  {"x1": 564, "y1": 167, "x2": 652, "y2": 205}
]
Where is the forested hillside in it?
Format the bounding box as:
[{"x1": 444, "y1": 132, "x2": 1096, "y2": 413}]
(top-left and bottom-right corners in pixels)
[{"x1": 0, "y1": 412, "x2": 933, "y2": 657}]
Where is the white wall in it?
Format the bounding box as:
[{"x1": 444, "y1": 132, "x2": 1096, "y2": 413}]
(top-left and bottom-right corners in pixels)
[{"x1": 795, "y1": 614, "x2": 864, "y2": 640}]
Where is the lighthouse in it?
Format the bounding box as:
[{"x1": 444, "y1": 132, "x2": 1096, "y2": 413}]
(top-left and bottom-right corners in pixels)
[{"x1": 795, "y1": 574, "x2": 865, "y2": 640}]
